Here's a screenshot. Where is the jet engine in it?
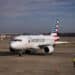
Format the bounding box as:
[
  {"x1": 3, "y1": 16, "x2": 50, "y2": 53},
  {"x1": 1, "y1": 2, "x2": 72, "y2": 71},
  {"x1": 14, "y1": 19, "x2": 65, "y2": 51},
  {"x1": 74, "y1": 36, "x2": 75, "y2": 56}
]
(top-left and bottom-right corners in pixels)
[{"x1": 43, "y1": 46, "x2": 54, "y2": 54}]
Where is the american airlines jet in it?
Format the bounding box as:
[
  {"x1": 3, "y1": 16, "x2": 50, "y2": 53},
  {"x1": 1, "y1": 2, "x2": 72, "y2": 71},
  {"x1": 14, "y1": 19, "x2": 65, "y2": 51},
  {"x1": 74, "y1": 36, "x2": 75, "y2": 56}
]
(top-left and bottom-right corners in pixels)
[{"x1": 9, "y1": 20, "x2": 68, "y2": 56}]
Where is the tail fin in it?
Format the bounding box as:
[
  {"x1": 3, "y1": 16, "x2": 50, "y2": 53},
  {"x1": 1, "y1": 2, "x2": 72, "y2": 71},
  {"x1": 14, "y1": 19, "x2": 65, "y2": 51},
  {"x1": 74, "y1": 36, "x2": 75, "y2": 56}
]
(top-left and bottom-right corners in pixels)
[
  {"x1": 55, "y1": 19, "x2": 60, "y2": 34},
  {"x1": 51, "y1": 19, "x2": 60, "y2": 41},
  {"x1": 51, "y1": 19, "x2": 69, "y2": 44}
]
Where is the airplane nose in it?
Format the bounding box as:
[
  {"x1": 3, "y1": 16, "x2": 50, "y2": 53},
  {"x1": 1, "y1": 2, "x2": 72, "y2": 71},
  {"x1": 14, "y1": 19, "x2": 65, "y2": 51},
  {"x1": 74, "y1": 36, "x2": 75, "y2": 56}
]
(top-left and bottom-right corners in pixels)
[{"x1": 10, "y1": 42, "x2": 17, "y2": 49}]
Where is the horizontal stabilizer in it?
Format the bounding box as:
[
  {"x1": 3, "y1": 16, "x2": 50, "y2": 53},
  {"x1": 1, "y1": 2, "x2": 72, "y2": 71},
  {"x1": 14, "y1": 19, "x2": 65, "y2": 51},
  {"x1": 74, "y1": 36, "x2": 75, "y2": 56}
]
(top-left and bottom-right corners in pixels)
[{"x1": 55, "y1": 41, "x2": 69, "y2": 44}]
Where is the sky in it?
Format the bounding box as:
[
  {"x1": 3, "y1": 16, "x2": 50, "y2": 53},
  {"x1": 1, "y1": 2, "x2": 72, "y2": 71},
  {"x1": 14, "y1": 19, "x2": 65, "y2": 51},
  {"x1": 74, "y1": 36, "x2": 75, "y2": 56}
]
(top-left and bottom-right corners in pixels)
[{"x1": 0, "y1": 0, "x2": 75, "y2": 33}]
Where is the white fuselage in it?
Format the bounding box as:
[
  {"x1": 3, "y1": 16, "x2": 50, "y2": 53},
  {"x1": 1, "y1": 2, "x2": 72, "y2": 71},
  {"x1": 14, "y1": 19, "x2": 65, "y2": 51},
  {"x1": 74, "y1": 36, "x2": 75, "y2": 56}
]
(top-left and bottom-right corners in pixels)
[{"x1": 10, "y1": 35, "x2": 54, "y2": 50}]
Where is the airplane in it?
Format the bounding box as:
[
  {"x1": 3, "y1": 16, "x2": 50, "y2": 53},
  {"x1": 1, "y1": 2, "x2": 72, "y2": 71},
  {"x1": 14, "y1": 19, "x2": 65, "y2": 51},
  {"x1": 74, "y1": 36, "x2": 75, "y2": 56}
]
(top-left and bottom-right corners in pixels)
[{"x1": 9, "y1": 20, "x2": 69, "y2": 56}]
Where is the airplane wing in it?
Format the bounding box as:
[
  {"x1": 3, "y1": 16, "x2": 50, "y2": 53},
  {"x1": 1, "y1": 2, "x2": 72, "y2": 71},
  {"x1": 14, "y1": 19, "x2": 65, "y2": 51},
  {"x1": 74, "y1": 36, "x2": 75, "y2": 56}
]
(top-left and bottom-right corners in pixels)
[{"x1": 38, "y1": 44, "x2": 51, "y2": 48}]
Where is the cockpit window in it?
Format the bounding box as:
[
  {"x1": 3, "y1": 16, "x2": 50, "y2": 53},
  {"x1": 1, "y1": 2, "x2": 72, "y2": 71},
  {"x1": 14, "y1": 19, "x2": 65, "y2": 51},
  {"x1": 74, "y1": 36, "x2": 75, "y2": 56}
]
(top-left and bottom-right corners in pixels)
[{"x1": 12, "y1": 39, "x2": 22, "y2": 41}]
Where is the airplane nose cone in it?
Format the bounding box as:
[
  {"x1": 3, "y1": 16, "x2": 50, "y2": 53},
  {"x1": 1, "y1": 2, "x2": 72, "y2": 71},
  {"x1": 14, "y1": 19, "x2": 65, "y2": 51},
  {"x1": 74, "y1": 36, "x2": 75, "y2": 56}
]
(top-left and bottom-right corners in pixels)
[{"x1": 10, "y1": 42, "x2": 17, "y2": 49}]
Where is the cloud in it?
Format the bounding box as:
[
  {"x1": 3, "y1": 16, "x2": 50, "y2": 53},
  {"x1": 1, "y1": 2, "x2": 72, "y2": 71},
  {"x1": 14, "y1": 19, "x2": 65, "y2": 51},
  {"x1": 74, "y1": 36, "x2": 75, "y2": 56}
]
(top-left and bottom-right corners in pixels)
[
  {"x1": 0, "y1": 0, "x2": 75, "y2": 33},
  {"x1": 0, "y1": 0, "x2": 74, "y2": 17},
  {"x1": 0, "y1": 0, "x2": 74, "y2": 18}
]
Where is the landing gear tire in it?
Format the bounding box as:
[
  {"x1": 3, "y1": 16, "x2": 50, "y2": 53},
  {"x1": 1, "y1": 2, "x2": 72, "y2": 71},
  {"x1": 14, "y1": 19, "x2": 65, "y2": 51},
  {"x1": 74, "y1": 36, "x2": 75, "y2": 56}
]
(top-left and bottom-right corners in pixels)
[
  {"x1": 18, "y1": 51, "x2": 23, "y2": 56},
  {"x1": 31, "y1": 49, "x2": 37, "y2": 55}
]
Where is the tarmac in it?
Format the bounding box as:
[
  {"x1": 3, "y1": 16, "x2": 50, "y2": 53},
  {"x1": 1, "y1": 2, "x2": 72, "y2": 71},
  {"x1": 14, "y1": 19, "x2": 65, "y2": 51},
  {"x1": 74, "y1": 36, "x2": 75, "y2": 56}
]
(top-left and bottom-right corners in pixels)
[{"x1": 0, "y1": 38, "x2": 75, "y2": 75}]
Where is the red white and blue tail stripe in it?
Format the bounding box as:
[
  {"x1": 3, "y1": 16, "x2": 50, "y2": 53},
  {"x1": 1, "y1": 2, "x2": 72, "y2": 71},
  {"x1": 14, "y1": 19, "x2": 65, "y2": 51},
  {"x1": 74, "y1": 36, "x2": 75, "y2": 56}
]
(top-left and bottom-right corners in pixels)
[
  {"x1": 51, "y1": 20, "x2": 60, "y2": 42},
  {"x1": 51, "y1": 19, "x2": 69, "y2": 44}
]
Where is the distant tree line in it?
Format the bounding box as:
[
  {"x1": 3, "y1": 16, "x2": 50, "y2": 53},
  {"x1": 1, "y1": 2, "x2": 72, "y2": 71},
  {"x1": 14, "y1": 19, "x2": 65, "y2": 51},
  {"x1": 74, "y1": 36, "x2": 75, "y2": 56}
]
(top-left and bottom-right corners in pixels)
[
  {"x1": 58, "y1": 33, "x2": 75, "y2": 37},
  {"x1": 43, "y1": 32, "x2": 75, "y2": 37}
]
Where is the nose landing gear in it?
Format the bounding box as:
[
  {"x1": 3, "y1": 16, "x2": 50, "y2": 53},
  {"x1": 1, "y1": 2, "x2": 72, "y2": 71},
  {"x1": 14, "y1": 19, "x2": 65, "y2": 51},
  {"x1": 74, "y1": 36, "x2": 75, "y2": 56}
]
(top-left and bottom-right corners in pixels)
[{"x1": 18, "y1": 50, "x2": 24, "y2": 56}]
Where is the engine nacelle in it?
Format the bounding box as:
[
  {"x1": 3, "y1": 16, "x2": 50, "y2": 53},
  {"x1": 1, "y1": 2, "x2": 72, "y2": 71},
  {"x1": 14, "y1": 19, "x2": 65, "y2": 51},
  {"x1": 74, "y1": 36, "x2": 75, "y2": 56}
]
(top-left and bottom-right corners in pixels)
[{"x1": 43, "y1": 46, "x2": 54, "y2": 54}]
